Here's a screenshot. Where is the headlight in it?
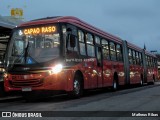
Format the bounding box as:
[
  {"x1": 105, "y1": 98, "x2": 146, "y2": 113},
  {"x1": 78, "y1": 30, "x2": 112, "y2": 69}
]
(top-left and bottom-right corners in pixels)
[
  {"x1": 0, "y1": 68, "x2": 5, "y2": 72},
  {"x1": 3, "y1": 73, "x2": 8, "y2": 78},
  {"x1": 51, "y1": 64, "x2": 63, "y2": 74}
]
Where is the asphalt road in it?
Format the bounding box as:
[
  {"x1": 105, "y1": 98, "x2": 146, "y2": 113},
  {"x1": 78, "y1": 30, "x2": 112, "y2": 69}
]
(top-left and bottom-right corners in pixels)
[{"x1": 1, "y1": 83, "x2": 160, "y2": 120}]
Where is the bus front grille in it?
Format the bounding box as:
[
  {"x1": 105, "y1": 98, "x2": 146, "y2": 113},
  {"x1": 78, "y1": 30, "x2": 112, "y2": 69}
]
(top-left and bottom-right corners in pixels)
[{"x1": 9, "y1": 79, "x2": 43, "y2": 88}]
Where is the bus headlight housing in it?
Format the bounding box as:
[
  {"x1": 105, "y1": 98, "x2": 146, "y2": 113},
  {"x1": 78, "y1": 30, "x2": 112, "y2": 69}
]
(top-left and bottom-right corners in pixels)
[{"x1": 51, "y1": 64, "x2": 63, "y2": 74}]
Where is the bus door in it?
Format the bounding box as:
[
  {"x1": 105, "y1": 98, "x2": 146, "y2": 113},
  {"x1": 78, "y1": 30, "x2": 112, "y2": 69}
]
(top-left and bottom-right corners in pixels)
[{"x1": 96, "y1": 46, "x2": 103, "y2": 88}]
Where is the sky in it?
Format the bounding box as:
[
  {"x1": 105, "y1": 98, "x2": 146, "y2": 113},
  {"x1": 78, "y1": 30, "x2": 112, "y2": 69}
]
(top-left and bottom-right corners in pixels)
[{"x1": 0, "y1": 0, "x2": 160, "y2": 52}]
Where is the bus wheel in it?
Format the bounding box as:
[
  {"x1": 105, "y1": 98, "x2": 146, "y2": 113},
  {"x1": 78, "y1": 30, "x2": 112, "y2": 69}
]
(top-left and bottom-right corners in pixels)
[
  {"x1": 148, "y1": 76, "x2": 155, "y2": 85},
  {"x1": 152, "y1": 75, "x2": 155, "y2": 84},
  {"x1": 112, "y1": 79, "x2": 118, "y2": 91},
  {"x1": 69, "y1": 75, "x2": 83, "y2": 98},
  {"x1": 140, "y1": 79, "x2": 143, "y2": 86},
  {"x1": 140, "y1": 74, "x2": 143, "y2": 86}
]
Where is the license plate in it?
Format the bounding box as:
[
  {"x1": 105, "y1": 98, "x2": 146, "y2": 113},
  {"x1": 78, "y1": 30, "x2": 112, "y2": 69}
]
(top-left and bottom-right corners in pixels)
[{"x1": 22, "y1": 87, "x2": 32, "y2": 92}]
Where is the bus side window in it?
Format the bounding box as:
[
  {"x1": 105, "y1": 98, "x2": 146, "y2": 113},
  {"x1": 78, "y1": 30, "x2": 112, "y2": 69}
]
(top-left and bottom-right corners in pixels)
[
  {"x1": 66, "y1": 28, "x2": 78, "y2": 52},
  {"x1": 96, "y1": 47, "x2": 102, "y2": 66},
  {"x1": 150, "y1": 57, "x2": 152, "y2": 67},
  {"x1": 136, "y1": 52, "x2": 139, "y2": 65},
  {"x1": 128, "y1": 49, "x2": 133, "y2": 64},
  {"x1": 153, "y1": 58, "x2": 158, "y2": 67},
  {"x1": 62, "y1": 25, "x2": 67, "y2": 56},
  {"x1": 110, "y1": 42, "x2": 116, "y2": 61},
  {"x1": 139, "y1": 53, "x2": 142, "y2": 65},
  {"x1": 78, "y1": 30, "x2": 86, "y2": 55},
  {"x1": 149, "y1": 57, "x2": 151, "y2": 67},
  {"x1": 132, "y1": 50, "x2": 136, "y2": 64},
  {"x1": 148, "y1": 56, "x2": 150, "y2": 67},
  {"x1": 86, "y1": 33, "x2": 95, "y2": 57},
  {"x1": 95, "y1": 36, "x2": 100, "y2": 45},
  {"x1": 116, "y1": 44, "x2": 123, "y2": 61},
  {"x1": 102, "y1": 39, "x2": 110, "y2": 60},
  {"x1": 155, "y1": 59, "x2": 157, "y2": 67},
  {"x1": 146, "y1": 56, "x2": 148, "y2": 66},
  {"x1": 151, "y1": 57, "x2": 153, "y2": 67}
]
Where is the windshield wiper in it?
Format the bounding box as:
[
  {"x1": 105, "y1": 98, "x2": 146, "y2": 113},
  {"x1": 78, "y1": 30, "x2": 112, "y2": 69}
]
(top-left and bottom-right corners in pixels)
[
  {"x1": 24, "y1": 42, "x2": 38, "y2": 64},
  {"x1": 12, "y1": 41, "x2": 38, "y2": 65},
  {"x1": 24, "y1": 41, "x2": 29, "y2": 64}
]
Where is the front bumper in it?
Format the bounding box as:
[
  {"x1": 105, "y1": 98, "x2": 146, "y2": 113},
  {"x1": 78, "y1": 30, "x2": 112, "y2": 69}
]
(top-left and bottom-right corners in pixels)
[{"x1": 4, "y1": 71, "x2": 71, "y2": 92}]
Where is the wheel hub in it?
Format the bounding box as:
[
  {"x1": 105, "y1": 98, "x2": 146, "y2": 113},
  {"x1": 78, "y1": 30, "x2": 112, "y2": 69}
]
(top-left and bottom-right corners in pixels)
[{"x1": 74, "y1": 80, "x2": 80, "y2": 95}]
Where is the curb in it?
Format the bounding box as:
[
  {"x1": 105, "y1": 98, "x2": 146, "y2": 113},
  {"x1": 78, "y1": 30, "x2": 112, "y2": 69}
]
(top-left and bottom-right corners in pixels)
[{"x1": 0, "y1": 96, "x2": 22, "y2": 102}]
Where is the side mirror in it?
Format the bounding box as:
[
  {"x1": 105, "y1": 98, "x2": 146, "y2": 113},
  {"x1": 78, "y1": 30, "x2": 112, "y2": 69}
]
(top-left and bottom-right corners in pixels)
[{"x1": 69, "y1": 35, "x2": 76, "y2": 48}]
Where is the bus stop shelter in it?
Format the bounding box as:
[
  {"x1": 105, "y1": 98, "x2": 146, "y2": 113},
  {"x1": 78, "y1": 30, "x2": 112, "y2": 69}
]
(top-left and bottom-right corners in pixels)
[
  {"x1": 0, "y1": 15, "x2": 23, "y2": 59},
  {"x1": 0, "y1": 17, "x2": 15, "y2": 85},
  {"x1": 0, "y1": 16, "x2": 18, "y2": 54},
  {"x1": 0, "y1": 16, "x2": 22, "y2": 95},
  {"x1": 0, "y1": 21, "x2": 15, "y2": 55}
]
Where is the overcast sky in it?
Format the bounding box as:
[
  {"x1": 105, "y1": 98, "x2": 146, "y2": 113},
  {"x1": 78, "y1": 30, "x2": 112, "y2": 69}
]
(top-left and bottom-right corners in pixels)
[{"x1": 0, "y1": 0, "x2": 160, "y2": 52}]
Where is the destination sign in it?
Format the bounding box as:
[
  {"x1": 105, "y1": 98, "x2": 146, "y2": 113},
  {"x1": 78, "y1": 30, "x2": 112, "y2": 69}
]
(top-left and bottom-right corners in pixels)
[{"x1": 23, "y1": 26, "x2": 56, "y2": 35}]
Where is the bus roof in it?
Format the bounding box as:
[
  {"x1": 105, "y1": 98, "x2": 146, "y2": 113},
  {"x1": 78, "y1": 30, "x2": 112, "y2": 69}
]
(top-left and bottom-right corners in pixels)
[
  {"x1": 18, "y1": 16, "x2": 122, "y2": 44},
  {"x1": 127, "y1": 41, "x2": 143, "y2": 52},
  {"x1": 18, "y1": 16, "x2": 157, "y2": 58},
  {"x1": 127, "y1": 41, "x2": 156, "y2": 57},
  {"x1": 145, "y1": 50, "x2": 157, "y2": 58}
]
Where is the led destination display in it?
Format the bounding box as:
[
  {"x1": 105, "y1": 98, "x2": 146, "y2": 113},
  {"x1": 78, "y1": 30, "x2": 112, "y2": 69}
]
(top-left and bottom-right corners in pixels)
[{"x1": 23, "y1": 26, "x2": 56, "y2": 35}]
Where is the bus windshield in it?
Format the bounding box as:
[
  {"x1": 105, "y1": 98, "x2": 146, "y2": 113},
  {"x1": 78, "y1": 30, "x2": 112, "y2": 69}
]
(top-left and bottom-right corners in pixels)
[{"x1": 6, "y1": 25, "x2": 60, "y2": 66}]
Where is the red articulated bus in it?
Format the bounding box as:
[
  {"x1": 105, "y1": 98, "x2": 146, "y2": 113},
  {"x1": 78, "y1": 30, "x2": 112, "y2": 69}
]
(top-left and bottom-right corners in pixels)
[{"x1": 3, "y1": 16, "x2": 158, "y2": 100}]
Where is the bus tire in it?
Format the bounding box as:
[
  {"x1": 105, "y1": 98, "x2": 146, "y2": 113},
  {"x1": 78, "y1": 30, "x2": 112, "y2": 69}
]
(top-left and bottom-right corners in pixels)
[
  {"x1": 112, "y1": 74, "x2": 118, "y2": 91},
  {"x1": 140, "y1": 75, "x2": 143, "y2": 86},
  {"x1": 113, "y1": 80, "x2": 117, "y2": 91},
  {"x1": 148, "y1": 75, "x2": 155, "y2": 85},
  {"x1": 140, "y1": 79, "x2": 143, "y2": 86},
  {"x1": 69, "y1": 74, "x2": 83, "y2": 98},
  {"x1": 152, "y1": 75, "x2": 155, "y2": 84}
]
